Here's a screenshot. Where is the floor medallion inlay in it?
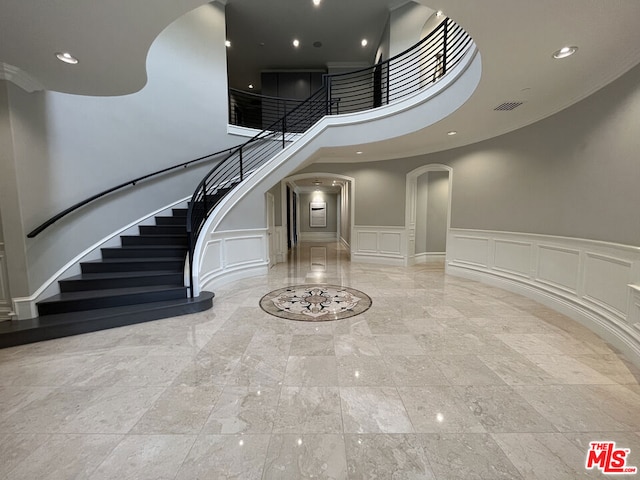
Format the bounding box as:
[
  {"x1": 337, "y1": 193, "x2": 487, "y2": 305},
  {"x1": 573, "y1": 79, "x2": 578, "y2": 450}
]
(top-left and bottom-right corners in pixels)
[{"x1": 259, "y1": 284, "x2": 372, "y2": 321}]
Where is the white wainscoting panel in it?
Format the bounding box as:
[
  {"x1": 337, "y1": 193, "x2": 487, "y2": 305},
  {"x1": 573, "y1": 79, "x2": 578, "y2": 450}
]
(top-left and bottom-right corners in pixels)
[
  {"x1": 583, "y1": 253, "x2": 632, "y2": 319},
  {"x1": 200, "y1": 240, "x2": 223, "y2": 275},
  {"x1": 494, "y1": 239, "x2": 532, "y2": 278},
  {"x1": 198, "y1": 229, "x2": 269, "y2": 292},
  {"x1": 449, "y1": 235, "x2": 489, "y2": 267},
  {"x1": 352, "y1": 226, "x2": 405, "y2": 266},
  {"x1": 447, "y1": 229, "x2": 640, "y2": 368},
  {"x1": 536, "y1": 245, "x2": 580, "y2": 294},
  {"x1": 357, "y1": 231, "x2": 378, "y2": 253}
]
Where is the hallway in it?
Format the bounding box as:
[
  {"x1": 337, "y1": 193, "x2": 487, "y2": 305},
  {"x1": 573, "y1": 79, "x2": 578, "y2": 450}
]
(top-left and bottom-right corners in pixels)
[{"x1": 0, "y1": 242, "x2": 639, "y2": 478}]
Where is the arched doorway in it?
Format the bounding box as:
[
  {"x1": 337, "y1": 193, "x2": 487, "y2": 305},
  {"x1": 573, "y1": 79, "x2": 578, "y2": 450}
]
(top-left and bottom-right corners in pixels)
[
  {"x1": 405, "y1": 164, "x2": 452, "y2": 266},
  {"x1": 280, "y1": 173, "x2": 356, "y2": 256}
]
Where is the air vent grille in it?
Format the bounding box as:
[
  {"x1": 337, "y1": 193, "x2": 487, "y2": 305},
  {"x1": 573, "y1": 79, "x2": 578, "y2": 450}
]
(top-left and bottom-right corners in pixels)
[{"x1": 494, "y1": 101, "x2": 524, "y2": 111}]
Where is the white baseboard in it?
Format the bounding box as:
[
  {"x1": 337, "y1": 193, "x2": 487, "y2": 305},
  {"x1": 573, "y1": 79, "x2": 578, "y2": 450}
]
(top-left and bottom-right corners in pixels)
[
  {"x1": 413, "y1": 252, "x2": 445, "y2": 264},
  {"x1": 351, "y1": 253, "x2": 405, "y2": 267}
]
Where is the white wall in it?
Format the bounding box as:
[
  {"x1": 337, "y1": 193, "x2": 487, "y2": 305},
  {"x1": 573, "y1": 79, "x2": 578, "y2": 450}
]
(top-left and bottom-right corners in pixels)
[{"x1": 2, "y1": 3, "x2": 237, "y2": 299}]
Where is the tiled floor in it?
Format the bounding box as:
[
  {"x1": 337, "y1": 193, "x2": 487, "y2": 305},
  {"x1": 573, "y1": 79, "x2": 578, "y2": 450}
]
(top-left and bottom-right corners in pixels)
[{"x1": 1, "y1": 241, "x2": 639, "y2": 479}]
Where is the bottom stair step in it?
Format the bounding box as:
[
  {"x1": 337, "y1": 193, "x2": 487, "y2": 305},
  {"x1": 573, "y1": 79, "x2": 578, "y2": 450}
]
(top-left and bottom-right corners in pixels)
[
  {"x1": 0, "y1": 292, "x2": 214, "y2": 348},
  {"x1": 37, "y1": 285, "x2": 188, "y2": 315}
]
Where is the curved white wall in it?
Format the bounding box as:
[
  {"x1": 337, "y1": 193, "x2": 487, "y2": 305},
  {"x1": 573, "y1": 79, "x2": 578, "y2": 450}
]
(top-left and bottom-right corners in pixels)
[{"x1": 0, "y1": 3, "x2": 238, "y2": 310}]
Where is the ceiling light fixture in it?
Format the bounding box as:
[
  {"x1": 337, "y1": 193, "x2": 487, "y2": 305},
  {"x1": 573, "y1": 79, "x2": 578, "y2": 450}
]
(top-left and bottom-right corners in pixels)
[
  {"x1": 436, "y1": 10, "x2": 444, "y2": 18},
  {"x1": 55, "y1": 52, "x2": 79, "y2": 65},
  {"x1": 447, "y1": 131, "x2": 457, "y2": 136},
  {"x1": 356, "y1": 151, "x2": 363, "y2": 154},
  {"x1": 225, "y1": 40, "x2": 231, "y2": 48},
  {"x1": 293, "y1": 39, "x2": 300, "y2": 48},
  {"x1": 313, "y1": 0, "x2": 321, "y2": 6},
  {"x1": 248, "y1": 84, "x2": 254, "y2": 89},
  {"x1": 361, "y1": 39, "x2": 368, "y2": 47},
  {"x1": 552, "y1": 46, "x2": 578, "y2": 59}
]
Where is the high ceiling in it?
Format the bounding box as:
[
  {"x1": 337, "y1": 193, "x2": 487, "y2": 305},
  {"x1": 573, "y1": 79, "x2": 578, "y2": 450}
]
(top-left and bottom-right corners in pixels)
[
  {"x1": 225, "y1": 0, "x2": 396, "y2": 91},
  {"x1": 1, "y1": 0, "x2": 640, "y2": 165}
]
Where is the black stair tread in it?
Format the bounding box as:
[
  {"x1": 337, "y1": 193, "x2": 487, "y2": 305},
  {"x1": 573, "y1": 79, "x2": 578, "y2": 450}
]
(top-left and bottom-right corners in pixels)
[
  {"x1": 39, "y1": 285, "x2": 187, "y2": 304},
  {"x1": 122, "y1": 234, "x2": 187, "y2": 238},
  {"x1": 104, "y1": 245, "x2": 187, "y2": 249},
  {"x1": 62, "y1": 270, "x2": 183, "y2": 281},
  {"x1": 83, "y1": 257, "x2": 185, "y2": 264},
  {"x1": 0, "y1": 292, "x2": 215, "y2": 348}
]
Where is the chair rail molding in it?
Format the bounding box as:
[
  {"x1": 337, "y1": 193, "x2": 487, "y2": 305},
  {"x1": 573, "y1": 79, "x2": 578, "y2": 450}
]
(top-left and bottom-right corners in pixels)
[{"x1": 446, "y1": 228, "x2": 640, "y2": 368}]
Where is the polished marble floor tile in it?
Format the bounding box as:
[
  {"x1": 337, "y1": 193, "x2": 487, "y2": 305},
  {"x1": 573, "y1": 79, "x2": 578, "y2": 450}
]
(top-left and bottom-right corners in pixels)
[
  {"x1": 420, "y1": 433, "x2": 523, "y2": 479},
  {"x1": 174, "y1": 434, "x2": 270, "y2": 480},
  {"x1": 283, "y1": 355, "x2": 338, "y2": 386},
  {"x1": 290, "y1": 334, "x2": 335, "y2": 356},
  {"x1": 431, "y1": 354, "x2": 507, "y2": 385},
  {"x1": 476, "y1": 354, "x2": 557, "y2": 386},
  {"x1": 1, "y1": 242, "x2": 639, "y2": 479},
  {"x1": 4, "y1": 433, "x2": 123, "y2": 480},
  {"x1": 344, "y1": 434, "x2": 434, "y2": 479},
  {"x1": 337, "y1": 355, "x2": 395, "y2": 387},
  {"x1": 263, "y1": 434, "x2": 347, "y2": 480},
  {"x1": 454, "y1": 385, "x2": 558, "y2": 433},
  {"x1": 202, "y1": 385, "x2": 280, "y2": 434},
  {"x1": 334, "y1": 334, "x2": 381, "y2": 356},
  {"x1": 340, "y1": 386, "x2": 413, "y2": 433},
  {"x1": 492, "y1": 432, "x2": 588, "y2": 479},
  {"x1": 0, "y1": 433, "x2": 50, "y2": 478},
  {"x1": 92, "y1": 434, "x2": 196, "y2": 480},
  {"x1": 274, "y1": 386, "x2": 342, "y2": 434},
  {"x1": 398, "y1": 386, "x2": 486, "y2": 433},
  {"x1": 131, "y1": 385, "x2": 222, "y2": 434},
  {"x1": 383, "y1": 355, "x2": 449, "y2": 386}
]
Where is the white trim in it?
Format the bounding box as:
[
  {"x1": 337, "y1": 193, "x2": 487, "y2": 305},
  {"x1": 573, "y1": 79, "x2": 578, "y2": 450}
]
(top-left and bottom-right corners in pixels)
[
  {"x1": 413, "y1": 252, "x2": 445, "y2": 264},
  {"x1": 12, "y1": 196, "x2": 191, "y2": 320},
  {"x1": 447, "y1": 228, "x2": 640, "y2": 368},
  {"x1": 351, "y1": 253, "x2": 405, "y2": 267}
]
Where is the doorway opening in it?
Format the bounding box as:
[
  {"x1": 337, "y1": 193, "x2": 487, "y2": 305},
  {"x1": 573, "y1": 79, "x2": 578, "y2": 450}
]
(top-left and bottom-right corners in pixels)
[{"x1": 405, "y1": 165, "x2": 452, "y2": 266}]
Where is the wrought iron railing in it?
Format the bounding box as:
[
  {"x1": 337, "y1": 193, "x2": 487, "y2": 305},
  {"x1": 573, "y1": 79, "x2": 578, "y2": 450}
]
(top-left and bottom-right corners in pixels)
[
  {"x1": 189, "y1": 17, "x2": 473, "y2": 296},
  {"x1": 25, "y1": 17, "x2": 474, "y2": 301}
]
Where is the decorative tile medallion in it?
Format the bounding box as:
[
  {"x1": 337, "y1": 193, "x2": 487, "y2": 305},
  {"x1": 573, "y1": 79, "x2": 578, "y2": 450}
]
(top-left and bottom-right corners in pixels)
[{"x1": 259, "y1": 284, "x2": 372, "y2": 322}]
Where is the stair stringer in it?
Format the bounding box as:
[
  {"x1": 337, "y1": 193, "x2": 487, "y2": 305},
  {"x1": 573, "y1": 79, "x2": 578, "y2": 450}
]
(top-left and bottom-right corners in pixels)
[{"x1": 191, "y1": 46, "x2": 481, "y2": 295}]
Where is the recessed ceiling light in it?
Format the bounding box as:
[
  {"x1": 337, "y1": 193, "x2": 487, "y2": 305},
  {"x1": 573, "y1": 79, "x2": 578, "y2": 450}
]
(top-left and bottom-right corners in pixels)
[
  {"x1": 248, "y1": 84, "x2": 254, "y2": 89},
  {"x1": 436, "y1": 10, "x2": 444, "y2": 18},
  {"x1": 313, "y1": 0, "x2": 321, "y2": 6},
  {"x1": 447, "y1": 131, "x2": 457, "y2": 136},
  {"x1": 225, "y1": 40, "x2": 231, "y2": 48},
  {"x1": 55, "y1": 52, "x2": 79, "y2": 64},
  {"x1": 293, "y1": 39, "x2": 300, "y2": 48},
  {"x1": 356, "y1": 151, "x2": 363, "y2": 154},
  {"x1": 552, "y1": 46, "x2": 578, "y2": 59},
  {"x1": 361, "y1": 39, "x2": 368, "y2": 47}
]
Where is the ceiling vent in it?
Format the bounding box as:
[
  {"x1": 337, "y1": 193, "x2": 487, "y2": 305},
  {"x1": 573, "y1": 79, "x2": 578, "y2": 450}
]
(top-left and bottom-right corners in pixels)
[{"x1": 494, "y1": 101, "x2": 524, "y2": 111}]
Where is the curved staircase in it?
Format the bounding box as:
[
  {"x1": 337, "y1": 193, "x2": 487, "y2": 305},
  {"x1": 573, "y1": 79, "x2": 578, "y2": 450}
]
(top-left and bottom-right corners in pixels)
[{"x1": 0, "y1": 208, "x2": 213, "y2": 348}]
